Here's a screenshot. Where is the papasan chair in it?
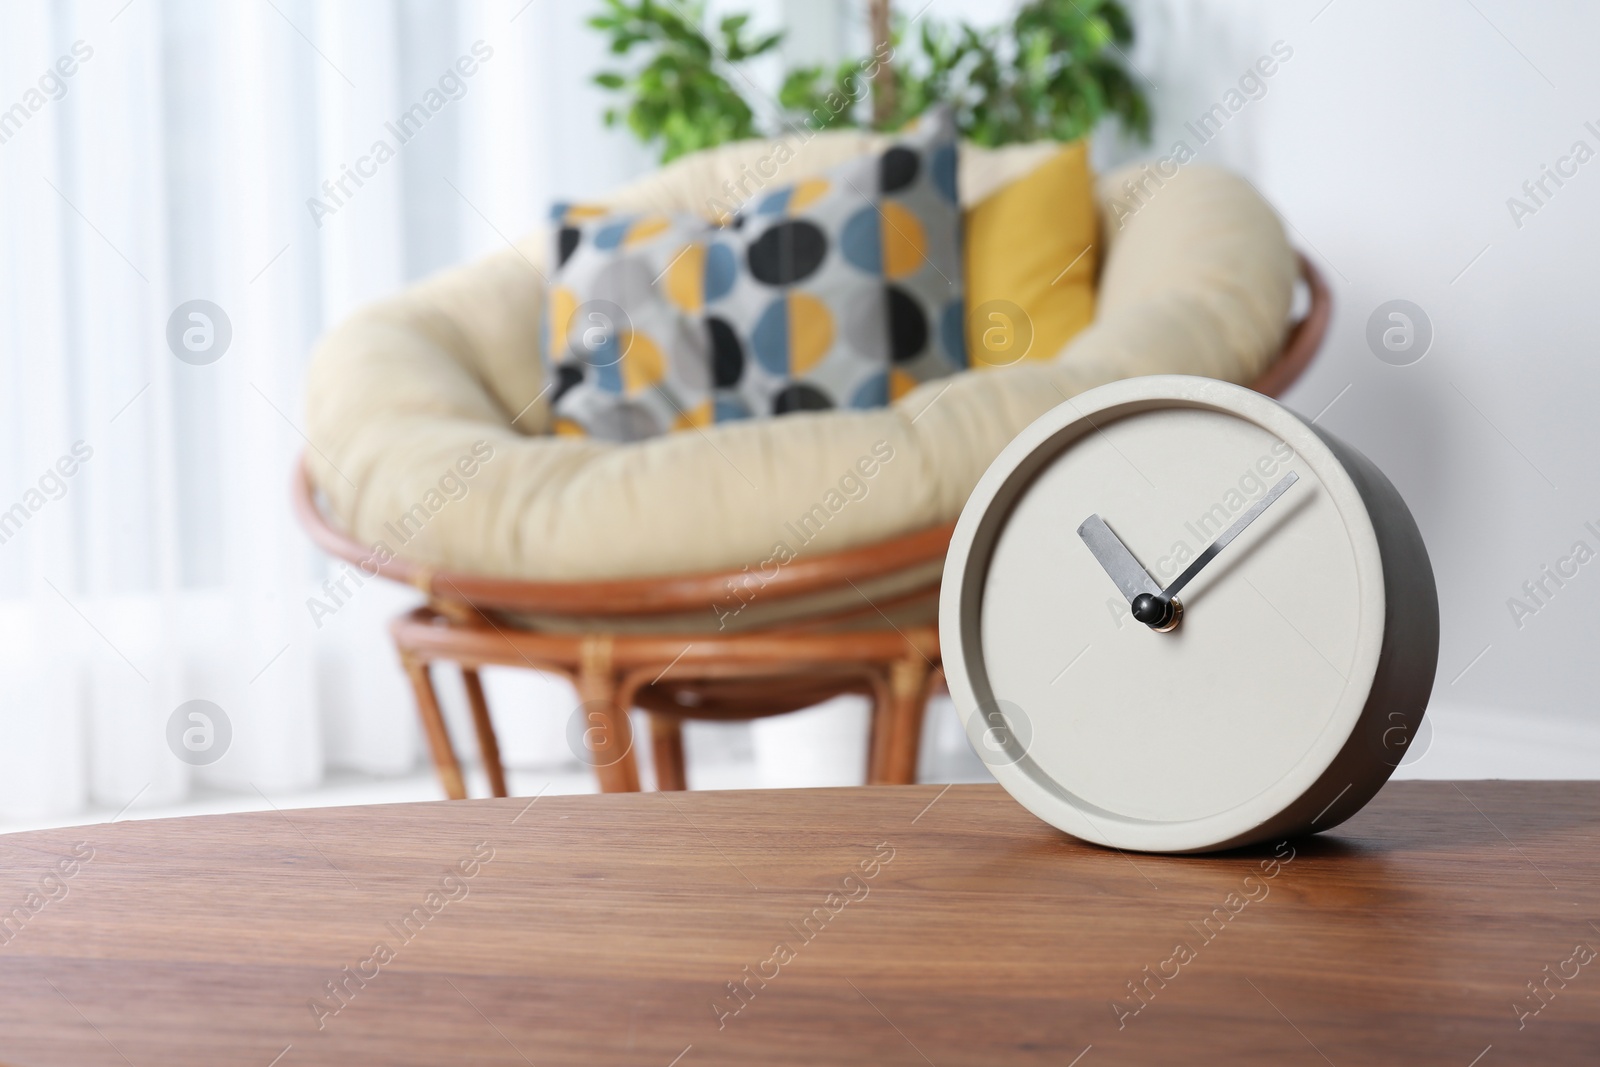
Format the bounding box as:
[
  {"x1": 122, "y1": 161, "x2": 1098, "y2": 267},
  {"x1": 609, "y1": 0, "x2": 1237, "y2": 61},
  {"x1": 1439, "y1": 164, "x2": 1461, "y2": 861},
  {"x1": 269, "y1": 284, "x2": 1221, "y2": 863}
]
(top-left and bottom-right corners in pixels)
[{"x1": 295, "y1": 130, "x2": 1329, "y2": 798}]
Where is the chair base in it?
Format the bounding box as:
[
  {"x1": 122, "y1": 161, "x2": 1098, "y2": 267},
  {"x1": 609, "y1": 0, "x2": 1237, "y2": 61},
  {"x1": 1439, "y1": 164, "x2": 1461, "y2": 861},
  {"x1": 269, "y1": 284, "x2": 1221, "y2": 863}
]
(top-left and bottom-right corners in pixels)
[{"x1": 391, "y1": 606, "x2": 941, "y2": 797}]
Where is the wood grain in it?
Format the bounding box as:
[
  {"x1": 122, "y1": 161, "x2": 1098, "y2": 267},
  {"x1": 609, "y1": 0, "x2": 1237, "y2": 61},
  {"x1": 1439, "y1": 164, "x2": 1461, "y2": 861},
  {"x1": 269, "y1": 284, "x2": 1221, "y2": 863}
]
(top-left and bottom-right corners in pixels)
[{"x1": 1, "y1": 781, "x2": 1595, "y2": 1066}]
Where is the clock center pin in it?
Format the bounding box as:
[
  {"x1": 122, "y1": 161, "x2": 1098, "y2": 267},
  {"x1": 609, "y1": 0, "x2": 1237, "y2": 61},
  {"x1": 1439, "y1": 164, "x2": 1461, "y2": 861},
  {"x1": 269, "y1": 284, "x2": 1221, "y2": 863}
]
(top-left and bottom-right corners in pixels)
[{"x1": 1131, "y1": 593, "x2": 1182, "y2": 632}]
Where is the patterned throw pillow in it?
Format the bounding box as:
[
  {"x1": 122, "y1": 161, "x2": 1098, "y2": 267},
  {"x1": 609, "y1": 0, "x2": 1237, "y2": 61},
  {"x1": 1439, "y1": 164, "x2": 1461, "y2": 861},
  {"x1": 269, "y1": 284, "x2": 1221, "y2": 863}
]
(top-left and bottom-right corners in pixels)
[
  {"x1": 704, "y1": 107, "x2": 963, "y2": 420},
  {"x1": 545, "y1": 108, "x2": 964, "y2": 441},
  {"x1": 544, "y1": 208, "x2": 715, "y2": 439}
]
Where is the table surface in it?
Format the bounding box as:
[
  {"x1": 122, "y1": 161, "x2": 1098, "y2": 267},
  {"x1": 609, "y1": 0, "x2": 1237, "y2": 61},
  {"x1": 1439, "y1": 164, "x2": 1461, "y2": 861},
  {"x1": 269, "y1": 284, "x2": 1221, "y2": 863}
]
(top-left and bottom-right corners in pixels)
[{"x1": 0, "y1": 781, "x2": 1596, "y2": 1066}]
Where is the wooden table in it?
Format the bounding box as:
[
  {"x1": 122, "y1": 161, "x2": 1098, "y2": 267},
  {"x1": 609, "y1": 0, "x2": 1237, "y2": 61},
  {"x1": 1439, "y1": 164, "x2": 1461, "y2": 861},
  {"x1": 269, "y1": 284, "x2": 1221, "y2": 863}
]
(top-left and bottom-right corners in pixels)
[{"x1": 0, "y1": 782, "x2": 1596, "y2": 1065}]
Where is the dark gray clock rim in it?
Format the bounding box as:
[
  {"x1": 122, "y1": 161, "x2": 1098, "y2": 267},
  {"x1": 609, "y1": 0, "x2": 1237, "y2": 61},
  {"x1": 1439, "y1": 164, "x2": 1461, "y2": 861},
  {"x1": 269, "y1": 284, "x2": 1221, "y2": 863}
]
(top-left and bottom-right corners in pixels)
[{"x1": 943, "y1": 385, "x2": 1440, "y2": 854}]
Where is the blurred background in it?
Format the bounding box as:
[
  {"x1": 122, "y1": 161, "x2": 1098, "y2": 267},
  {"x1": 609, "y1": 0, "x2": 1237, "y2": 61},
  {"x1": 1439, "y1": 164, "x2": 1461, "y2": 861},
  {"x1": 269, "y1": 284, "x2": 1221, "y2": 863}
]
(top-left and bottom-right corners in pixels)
[{"x1": 2, "y1": 0, "x2": 1595, "y2": 830}]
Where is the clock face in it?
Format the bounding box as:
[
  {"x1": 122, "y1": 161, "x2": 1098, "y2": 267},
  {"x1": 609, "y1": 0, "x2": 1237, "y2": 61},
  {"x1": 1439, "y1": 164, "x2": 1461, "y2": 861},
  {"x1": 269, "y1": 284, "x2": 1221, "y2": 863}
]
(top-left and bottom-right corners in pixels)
[{"x1": 941, "y1": 376, "x2": 1437, "y2": 853}]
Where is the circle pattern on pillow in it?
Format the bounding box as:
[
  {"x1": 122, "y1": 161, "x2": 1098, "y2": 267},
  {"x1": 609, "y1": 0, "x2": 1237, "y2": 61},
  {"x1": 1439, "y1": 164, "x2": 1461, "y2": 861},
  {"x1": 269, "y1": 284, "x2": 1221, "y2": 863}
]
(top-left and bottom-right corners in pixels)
[
  {"x1": 887, "y1": 286, "x2": 928, "y2": 363},
  {"x1": 746, "y1": 221, "x2": 829, "y2": 286},
  {"x1": 840, "y1": 207, "x2": 881, "y2": 274},
  {"x1": 664, "y1": 243, "x2": 705, "y2": 313},
  {"x1": 880, "y1": 147, "x2": 920, "y2": 193},
  {"x1": 544, "y1": 213, "x2": 714, "y2": 442},
  {"x1": 773, "y1": 383, "x2": 833, "y2": 414},
  {"x1": 542, "y1": 107, "x2": 966, "y2": 441},
  {"x1": 624, "y1": 216, "x2": 672, "y2": 247},
  {"x1": 880, "y1": 202, "x2": 927, "y2": 280},
  {"x1": 704, "y1": 106, "x2": 965, "y2": 420},
  {"x1": 752, "y1": 292, "x2": 836, "y2": 379},
  {"x1": 704, "y1": 243, "x2": 738, "y2": 302},
  {"x1": 708, "y1": 317, "x2": 745, "y2": 388}
]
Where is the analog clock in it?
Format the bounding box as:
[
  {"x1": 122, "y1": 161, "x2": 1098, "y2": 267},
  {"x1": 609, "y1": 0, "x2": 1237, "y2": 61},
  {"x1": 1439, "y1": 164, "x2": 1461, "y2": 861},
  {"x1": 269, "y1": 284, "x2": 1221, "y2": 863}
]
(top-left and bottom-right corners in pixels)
[{"x1": 940, "y1": 376, "x2": 1439, "y2": 853}]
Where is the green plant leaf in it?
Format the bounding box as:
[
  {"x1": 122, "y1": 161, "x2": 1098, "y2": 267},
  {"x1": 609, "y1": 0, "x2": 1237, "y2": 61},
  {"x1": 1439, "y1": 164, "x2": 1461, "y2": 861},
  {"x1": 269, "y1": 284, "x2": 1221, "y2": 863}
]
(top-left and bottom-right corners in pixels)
[{"x1": 587, "y1": 0, "x2": 1151, "y2": 164}]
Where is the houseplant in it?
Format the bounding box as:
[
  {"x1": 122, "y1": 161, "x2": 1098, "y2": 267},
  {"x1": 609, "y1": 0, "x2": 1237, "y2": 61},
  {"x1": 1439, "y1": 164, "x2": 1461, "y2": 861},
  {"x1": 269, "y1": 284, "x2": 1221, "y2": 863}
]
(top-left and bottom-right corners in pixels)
[{"x1": 590, "y1": 0, "x2": 1151, "y2": 163}]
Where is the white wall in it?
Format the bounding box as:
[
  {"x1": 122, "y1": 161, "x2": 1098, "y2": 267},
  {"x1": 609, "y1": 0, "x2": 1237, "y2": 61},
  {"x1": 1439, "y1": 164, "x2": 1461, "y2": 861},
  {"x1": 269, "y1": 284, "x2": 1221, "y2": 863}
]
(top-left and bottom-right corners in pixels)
[
  {"x1": 513, "y1": 0, "x2": 1600, "y2": 780},
  {"x1": 947, "y1": 0, "x2": 1600, "y2": 774}
]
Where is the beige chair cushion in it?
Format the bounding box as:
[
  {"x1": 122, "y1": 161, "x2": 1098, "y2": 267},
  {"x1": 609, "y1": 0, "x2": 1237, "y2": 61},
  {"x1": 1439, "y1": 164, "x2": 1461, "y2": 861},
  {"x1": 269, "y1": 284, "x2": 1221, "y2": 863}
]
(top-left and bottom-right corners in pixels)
[{"x1": 305, "y1": 133, "x2": 1296, "y2": 603}]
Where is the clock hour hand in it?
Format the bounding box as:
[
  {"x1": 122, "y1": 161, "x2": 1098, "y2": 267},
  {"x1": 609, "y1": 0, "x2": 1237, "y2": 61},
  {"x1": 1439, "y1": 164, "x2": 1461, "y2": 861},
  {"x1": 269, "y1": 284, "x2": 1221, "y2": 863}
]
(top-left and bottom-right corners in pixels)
[
  {"x1": 1077, "y1": 515, "x2": 1162, "y2": 603},
  {"x1": 1160, "y1": 471, "x2": 1300, "y2": 603}
]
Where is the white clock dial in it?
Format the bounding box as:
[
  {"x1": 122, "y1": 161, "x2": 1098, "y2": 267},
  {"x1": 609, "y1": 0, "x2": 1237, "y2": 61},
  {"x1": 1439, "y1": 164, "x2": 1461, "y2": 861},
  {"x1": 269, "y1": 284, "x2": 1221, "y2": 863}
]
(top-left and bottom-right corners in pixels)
[{"x1": 941, "y1": 377, "x2": 1438, "y2": 853}]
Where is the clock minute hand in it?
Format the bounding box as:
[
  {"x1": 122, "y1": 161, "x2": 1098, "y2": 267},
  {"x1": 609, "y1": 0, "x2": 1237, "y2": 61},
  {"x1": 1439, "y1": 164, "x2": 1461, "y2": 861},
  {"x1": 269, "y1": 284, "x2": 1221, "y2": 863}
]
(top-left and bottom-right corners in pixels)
[
  {"x1": 1076, "y1": 515, "x2": 1162, "y2": 602},
  {"x1": 1161, "y1": 471, "x2": 1299, "y2": 600}
]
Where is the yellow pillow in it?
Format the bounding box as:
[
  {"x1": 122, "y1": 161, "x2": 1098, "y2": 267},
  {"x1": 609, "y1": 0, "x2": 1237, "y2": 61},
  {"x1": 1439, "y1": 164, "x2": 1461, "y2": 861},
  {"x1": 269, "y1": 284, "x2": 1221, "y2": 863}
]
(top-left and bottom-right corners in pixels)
[{"x1": 964, "y1": 140, "x2": 1097, "y2": 369}]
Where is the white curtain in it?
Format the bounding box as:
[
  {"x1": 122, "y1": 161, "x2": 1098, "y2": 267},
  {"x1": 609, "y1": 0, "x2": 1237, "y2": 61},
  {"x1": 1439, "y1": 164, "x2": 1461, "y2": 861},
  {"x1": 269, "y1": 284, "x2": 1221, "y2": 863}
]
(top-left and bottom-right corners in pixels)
[{"x1": 0, "y1": 0, "x2": 656, "y2": 819}]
